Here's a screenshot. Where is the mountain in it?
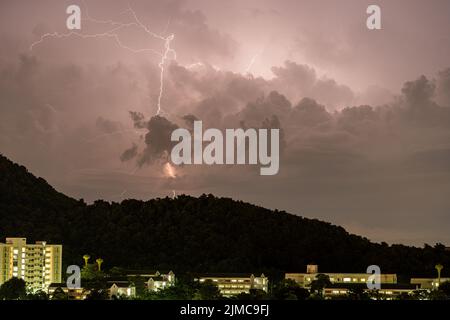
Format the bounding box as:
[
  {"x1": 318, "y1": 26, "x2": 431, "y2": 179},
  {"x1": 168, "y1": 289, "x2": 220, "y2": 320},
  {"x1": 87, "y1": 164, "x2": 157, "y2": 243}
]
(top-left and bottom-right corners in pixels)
[{"x1": 0, "y1": 154, "x2": 449, "y2": 279}]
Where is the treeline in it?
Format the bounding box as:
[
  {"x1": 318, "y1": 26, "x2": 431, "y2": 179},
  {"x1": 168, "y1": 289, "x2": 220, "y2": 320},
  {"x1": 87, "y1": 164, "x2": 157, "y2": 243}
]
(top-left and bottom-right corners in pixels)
[
  {"x1": 2, "y1": 274, "x2": 450, "y2": 301},
  {"x1": 1, "y1": 154, "x2": 449, "y2": 279}
]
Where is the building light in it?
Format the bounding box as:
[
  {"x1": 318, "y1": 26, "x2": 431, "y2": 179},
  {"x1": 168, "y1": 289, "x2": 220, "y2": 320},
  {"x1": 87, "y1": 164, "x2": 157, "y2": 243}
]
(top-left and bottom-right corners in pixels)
[{"x1": 343, "y1": 277, "x2": 351, "y2": 282}]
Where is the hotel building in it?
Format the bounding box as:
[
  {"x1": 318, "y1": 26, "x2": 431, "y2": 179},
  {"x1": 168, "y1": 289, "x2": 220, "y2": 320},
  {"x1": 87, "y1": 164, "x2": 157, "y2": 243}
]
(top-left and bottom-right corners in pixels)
[
  {"x1": 410, "y1": 277, "x2": 450, "y2": 290},
  {"x1": 0, "y1": 238, "x2": 62, "y2": 292},
  {"x1": 286, "y1": 264, "x2": 416, "y2": 298},
  {"x1": 126, "y1": 270, "x2": 176, "y2": 292},
  {"x1": 196, "y1": 273, "x2": 269, "y2": 297},
  {"x1": 286, "y1": 264, "x2": 397, "y2": 288},
  {"x1": 48, "y1": 270, "x2": 176, "y2": 299}
]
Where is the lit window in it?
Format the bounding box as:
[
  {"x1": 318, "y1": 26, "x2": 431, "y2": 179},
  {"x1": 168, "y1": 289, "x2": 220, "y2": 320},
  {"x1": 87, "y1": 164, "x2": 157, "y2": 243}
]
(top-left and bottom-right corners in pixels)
[{"x1": 343, "y1": 278, "x2": 351, "y2": 282}]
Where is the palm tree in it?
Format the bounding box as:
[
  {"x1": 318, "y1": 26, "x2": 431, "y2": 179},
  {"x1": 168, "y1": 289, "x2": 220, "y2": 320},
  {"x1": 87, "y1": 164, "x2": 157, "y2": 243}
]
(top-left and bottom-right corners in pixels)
[
  {"x1": 96, "y1": 258, "x2": 104, "y2": 271},
  {"x1": 435, "y1": 264, "x2": 444, "y2": 288},
  {"x1": 83, "y1": 254, "x2": 90, "y2": 267}
]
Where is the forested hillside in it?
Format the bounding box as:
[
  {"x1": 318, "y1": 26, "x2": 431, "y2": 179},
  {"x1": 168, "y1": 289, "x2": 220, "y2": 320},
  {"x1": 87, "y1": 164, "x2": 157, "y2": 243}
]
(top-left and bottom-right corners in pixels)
[{"x1": 0, "y1": 154, "x2": 448, "y2": 278}]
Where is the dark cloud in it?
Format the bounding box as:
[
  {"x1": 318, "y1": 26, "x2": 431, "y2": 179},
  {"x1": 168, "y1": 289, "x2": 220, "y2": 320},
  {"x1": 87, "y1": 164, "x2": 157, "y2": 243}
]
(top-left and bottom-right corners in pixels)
[
  {"x1": 2, "y1": 0, "x2": 450, "y2": 245},
  {"x1": 270, "y1": 61, "x2": 355, "y2": 109},
  {"x1": 120, "y1": 143, "x2": 138, "y2": 162},
  {"x1": 129, "y1": 111, "x2": 147, "y2": 129},
  {"x1": 137, "y1": 115, "x2": 179, "y2": 166}
]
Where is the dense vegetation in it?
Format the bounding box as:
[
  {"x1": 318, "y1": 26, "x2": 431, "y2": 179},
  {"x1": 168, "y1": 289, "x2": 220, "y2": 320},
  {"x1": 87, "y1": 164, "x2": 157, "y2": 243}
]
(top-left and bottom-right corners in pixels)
[{"x1": 1, "y1": 154, "x2": 449, "y2": 280}]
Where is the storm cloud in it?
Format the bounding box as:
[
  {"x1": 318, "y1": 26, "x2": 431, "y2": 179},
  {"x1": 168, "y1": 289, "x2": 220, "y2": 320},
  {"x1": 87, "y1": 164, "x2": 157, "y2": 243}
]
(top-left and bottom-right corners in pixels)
[{"x1": 1, "y1": 0, "x2": 450, "y2": 246}]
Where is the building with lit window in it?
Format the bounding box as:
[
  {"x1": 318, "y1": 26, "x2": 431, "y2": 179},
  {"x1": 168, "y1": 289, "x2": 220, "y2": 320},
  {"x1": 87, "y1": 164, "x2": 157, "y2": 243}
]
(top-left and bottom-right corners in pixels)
[
  {"x1": 48, "y1": 284, "x2": 87, "y2": 300},
  {"x1": 286, "y1": 264, "x2": 397, "y2": 288},
  {"x1": 285, "y1": 264, "x2": 417, "y2": 298},
  {"x1": 126, "y1": 270, "x2": 176, "y2": 292},
  {"x1": 196, "y1": 273, "x2": 268, "y2": 297},
  {"x1": 0, "y1": 238, "x2": 62, "y2": 292},
  {"x1": 48, "y1": 270, "x2": 176, "y2": 299},
  {"x1": 108, "y1": 281, "x2": 136, "y2": 298},
  {"x1": 410, "y1": 277, "x2": 450, "y2": 290}
]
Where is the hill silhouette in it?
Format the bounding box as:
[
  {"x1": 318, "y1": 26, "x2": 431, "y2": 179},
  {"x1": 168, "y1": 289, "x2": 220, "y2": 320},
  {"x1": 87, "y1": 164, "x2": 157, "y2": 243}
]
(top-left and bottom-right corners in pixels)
[{"x1": 0, "y1": 154, "x2": 448, "y2": 278}]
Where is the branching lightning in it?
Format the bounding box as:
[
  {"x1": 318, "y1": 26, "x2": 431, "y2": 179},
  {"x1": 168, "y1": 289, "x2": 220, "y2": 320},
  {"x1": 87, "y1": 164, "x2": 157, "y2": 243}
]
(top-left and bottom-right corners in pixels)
[{"x1": 29, "y1": 1, "x2": 176, "y2": 116}]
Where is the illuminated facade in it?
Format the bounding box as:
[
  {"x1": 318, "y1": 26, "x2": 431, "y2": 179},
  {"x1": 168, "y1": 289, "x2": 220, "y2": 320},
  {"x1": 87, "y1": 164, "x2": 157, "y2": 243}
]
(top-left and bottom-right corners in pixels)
[
  {"x1": 410, "y1": 277, "x2": 450, "y2": 290},
  {"x1": 285, "y1": 264, "x2": 415, "y2": 298},
  {"x1": 0, "y1": 238, "x2": 62, "y2": 292},
  {"x1": 196, "y1": 273, "x2": 268, "y2": 297},
  {"x1": 285, "y1": 264, "x2": 397, "y2": 288},
  {"x1": 127, "y1": 270, "x2": 176, "y2": 292},
  {"x1": 48, "y1": 284, "x2": 87, "y2": 300}
]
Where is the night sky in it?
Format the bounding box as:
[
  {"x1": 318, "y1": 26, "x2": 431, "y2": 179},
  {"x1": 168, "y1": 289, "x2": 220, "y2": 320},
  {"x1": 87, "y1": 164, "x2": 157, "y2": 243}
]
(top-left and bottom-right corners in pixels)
[{"x1": 1, "y1": 0, "x2": 450, "y2": 245}]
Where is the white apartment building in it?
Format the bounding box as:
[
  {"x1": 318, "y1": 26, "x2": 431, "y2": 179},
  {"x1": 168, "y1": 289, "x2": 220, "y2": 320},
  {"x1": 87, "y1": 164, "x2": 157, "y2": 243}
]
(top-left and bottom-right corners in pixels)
[
  {"x1": 286, "y1": 264, "x2": 397, "y2": 287},
  {"x1": 196, "y1": 273, "x2": 269, "y2": 297},
  {"x1": 0, "y1": 238, "x2": 62, "y2": 292}
]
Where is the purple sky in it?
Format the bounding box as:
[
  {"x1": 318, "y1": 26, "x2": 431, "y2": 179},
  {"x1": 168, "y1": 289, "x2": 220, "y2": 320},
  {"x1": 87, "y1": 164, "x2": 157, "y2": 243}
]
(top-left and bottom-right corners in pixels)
[{"x1": 1, "y1": 0, "x2": 450, "y2": 245}]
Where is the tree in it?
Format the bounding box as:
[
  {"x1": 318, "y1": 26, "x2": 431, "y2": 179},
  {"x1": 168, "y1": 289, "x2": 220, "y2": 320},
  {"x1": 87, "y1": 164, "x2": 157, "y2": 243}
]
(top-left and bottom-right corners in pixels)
[
  {"x1": 51, "y1": 287, "x2": 69, "y2": 300},
  {"x1": 310, "y1": 274, "x2": 331, "y2": 296},
  {"x1": 235, "y1": 289, "x2": 269, "y2": 300},
  {"x1": 438, "y1": 281, "x2": 450, "y2": 297},
  {"x1": 346, "y1": 286, "x2": 370, "y2": 300},
  {"x1": 109, "y1": 267, "x2": 126, "y2": 277},
  {"x1": 0, "y1": 278, "x2": 27, "y2": 300},
  {"x1": 435, "y1": 264, "x2": 444, "y2": 286},
  {"x1": 96, "y1": 258, "x2": 104, "y2": 271},
  {"x1": 85, "y1": 288, "x2": 109, "y2": 300},
  {"x1": 128, "y1": 275, "x2": 147, "y2": 297},
  {"x1": 272, "y1": 279, "x2": 310, "y2": 300},
  {"x1": 194, "y1": 280, "x2": 222, "y2": 300},
  {"x1": 27, "y1": 290, "x2": 49, "y2": 300},
  {"x1": 81, "y1": 263, "x2": 105, "y2": 280}
]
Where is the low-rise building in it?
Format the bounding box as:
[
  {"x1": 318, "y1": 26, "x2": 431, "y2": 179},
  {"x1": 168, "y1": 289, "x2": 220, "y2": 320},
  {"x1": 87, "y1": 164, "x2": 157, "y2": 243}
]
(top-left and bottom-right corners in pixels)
[
  {"x1": 323, "y1": 283, "x2": 417, "y2": 298},
  {"x1": 108, "y1": 280, "x2": 136, "y2": 298},
  {"x1": 48, "y1": 283, "x2": 87, "y2": 300},
  {"x1": 286, "y1": 264, "x2": 397, "y2": 288},
  {"x1": 410, "y1": 277, "x2": 450, "y2": 290},
  {"x1": 286, "y1": 264, "x2": 411, "y2": 298},
  {"x1": 126, "y1": 270, "x2": 176, "y2": 292},
  {"x1": 196, "y1": 273, "x2": 268, "y2": 297}
]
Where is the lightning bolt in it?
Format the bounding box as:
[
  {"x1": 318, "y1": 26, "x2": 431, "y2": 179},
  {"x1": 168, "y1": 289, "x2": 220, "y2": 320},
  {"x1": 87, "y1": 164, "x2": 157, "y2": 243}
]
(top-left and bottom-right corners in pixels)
[
  {"x1": 30, "y1": 1, "x2": 182, "y2": 191},
  {"x1": 30, "y1": 1, "x2": 176, "y2": 116},
  {"x1": 245, "y1": 52, "x2": 260, "y2": 75}
]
